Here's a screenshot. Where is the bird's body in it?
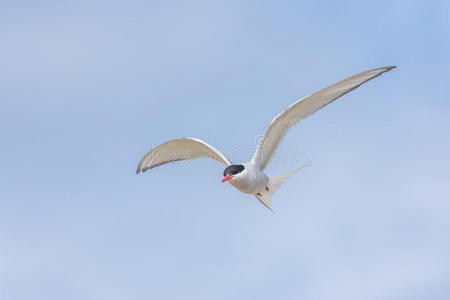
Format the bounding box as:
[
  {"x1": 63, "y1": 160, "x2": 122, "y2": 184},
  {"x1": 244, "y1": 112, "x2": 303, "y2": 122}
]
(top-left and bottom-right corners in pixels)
[
  {"x1": 137, "y1": 66, "x2": 396, "y2": 211},
  {"x1": 227, "y1": 162, "x2": 269, "y2": 195}
]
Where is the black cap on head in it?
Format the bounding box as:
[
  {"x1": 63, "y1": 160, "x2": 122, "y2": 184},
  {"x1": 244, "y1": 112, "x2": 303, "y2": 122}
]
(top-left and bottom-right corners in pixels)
[{"x1": 223, "y1": 164, "x2": 245, "y2": 177}]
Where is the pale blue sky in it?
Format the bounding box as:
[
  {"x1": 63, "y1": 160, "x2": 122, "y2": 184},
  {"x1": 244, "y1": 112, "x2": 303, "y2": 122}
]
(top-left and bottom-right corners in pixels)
[{"x1": 1, "y1": 1, "x2": 449, "y2": 299}]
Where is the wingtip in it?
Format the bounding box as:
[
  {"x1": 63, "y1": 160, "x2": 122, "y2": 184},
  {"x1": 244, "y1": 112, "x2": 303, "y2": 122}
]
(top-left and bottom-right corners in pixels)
[
  {"x1": 383, "y1": 65, "x2": 397, "y2": 71},
  {"x1": 136, "y1": 158, "x2": 148, "y2": 174},
  {"x1": 372, "y1": 65, "x2": 396, "y2": 72},
  {"x1": 136, "y1": 162, "x2": 142, "y2": 174},
  {"x1": 136, "y1": 163, "x2": 145, "y2": 174}
]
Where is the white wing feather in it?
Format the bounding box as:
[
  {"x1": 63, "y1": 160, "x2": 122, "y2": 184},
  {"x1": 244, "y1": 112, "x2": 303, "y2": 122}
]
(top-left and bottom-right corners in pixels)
[
  {"x1": 251, "y1": 66, "x2": 396, "y2": 169},
  {"x1": 136, "y1": 138, "x2": 231, "y2": 174}
]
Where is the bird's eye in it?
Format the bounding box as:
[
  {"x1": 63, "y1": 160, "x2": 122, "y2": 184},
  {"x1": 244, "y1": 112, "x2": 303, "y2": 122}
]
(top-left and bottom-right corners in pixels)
[{"x1": 233, "y1": 165, "x2": 245, "y2": 175}]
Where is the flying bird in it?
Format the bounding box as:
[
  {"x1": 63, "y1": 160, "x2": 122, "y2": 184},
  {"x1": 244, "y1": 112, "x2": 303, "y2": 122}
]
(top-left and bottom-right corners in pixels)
[{"x1": 136, "y1": 66, "x2": 395, "y2": 211}]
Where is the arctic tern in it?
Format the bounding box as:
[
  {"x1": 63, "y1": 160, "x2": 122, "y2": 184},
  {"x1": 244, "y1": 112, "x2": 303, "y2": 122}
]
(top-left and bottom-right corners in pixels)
[{"x1": 136, "y1": 66, "x2": 395, "y2": 211}]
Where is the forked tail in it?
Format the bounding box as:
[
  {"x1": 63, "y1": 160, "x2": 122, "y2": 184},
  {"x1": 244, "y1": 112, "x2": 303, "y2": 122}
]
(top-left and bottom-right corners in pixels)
[{"x1": 255, "y1": 164, "x2": 308, "y2": 212}]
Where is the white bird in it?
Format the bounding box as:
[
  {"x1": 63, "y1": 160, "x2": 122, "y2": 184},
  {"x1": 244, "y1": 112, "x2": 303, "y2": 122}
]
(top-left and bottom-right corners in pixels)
[{"x1": 136, "y1": 66, "x2": 395, "y2": 211}]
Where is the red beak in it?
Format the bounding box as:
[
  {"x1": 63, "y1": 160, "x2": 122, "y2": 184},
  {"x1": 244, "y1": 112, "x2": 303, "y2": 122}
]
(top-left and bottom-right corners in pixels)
[{"x1": 222, "y1": 175, "x2": 233, "y2": 183}]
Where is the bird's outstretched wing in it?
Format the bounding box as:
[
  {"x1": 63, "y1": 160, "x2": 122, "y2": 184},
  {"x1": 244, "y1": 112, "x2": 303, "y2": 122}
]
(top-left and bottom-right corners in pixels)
[
  {"x1": 136, "y1": 138, "x2": 231, "y2": 174},
  {"x1": 251, "y1": 66, "x2": 396, "y2": 170}
]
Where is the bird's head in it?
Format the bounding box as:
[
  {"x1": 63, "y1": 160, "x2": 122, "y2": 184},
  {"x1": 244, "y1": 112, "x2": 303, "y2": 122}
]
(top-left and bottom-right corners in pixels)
[{"x1": 222, "y1": 164, "x2": 245, "y2": 183}]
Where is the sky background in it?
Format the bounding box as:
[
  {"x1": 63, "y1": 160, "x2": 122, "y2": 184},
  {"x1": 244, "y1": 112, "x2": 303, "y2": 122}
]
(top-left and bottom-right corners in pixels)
[{"x1": 1, "y1": 1, "x2": 449, "y2": 299}]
